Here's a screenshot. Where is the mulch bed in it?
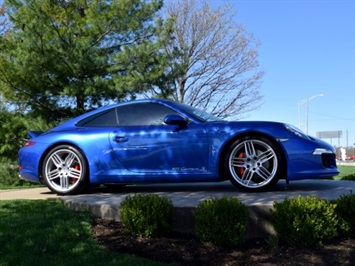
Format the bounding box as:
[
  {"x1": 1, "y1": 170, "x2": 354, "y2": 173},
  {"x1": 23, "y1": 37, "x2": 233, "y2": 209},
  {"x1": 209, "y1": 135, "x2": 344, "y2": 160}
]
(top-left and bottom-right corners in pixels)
[{"x1": 92, "y1": 218, "x2": 355, "y2": 265}]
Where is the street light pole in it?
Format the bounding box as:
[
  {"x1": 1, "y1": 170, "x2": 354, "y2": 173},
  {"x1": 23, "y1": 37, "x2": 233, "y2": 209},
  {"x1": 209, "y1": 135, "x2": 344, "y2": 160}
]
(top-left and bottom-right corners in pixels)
[{"x1": 298, "y1": 93, "x2": 324, "y2": 134}]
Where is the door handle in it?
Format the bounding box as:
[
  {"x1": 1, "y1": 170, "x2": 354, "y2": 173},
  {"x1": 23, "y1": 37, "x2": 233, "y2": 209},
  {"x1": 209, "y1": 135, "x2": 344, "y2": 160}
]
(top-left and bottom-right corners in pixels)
[{"x1": 114, "y1": 136, "x2": 129, "y2": 143}]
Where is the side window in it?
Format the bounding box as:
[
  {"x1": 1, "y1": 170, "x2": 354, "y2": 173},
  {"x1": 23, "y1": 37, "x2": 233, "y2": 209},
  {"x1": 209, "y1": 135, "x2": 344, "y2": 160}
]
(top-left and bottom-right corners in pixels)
[
  {"x1": 76, "y1": 108, "x2": 118, "y2": 127},
  {"x1": 117, "y1": 103, "x2": 178, "y2": 126}
]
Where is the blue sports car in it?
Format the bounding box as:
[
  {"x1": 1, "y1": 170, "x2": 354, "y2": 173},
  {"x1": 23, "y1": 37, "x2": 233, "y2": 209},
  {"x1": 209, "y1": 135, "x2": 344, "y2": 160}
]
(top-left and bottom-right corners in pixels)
[{"x1": 18, "y1": 99, "x2": 339, "y2": 195}]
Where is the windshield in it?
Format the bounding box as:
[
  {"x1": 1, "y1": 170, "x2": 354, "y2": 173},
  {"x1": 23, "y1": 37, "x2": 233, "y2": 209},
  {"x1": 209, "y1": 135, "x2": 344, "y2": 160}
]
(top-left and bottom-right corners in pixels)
[{"x1": 170, "y1": 101, "x2": 224, "y2": 123}]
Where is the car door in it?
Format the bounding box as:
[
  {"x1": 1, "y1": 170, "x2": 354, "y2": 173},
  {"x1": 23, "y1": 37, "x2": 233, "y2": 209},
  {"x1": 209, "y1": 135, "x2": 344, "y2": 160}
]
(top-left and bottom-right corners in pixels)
[{"x1": 108, "y1": 102, "x2": 209, "y2": 176}]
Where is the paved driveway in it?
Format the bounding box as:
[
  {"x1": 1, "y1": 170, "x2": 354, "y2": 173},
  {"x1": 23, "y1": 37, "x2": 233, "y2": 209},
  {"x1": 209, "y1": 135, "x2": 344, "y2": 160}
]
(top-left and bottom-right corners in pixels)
[
  {"x1": 2, "y1": 179, "x2": 355, "y2": 205},
  {"x1": 59, "y1": 179, "x2": 355, "y2": 207}
]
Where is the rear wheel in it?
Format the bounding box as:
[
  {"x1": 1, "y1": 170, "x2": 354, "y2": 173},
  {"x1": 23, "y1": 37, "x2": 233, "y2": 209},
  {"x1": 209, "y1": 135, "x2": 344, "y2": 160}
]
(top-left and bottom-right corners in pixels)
[
  {"x1": 42, "y1": 145, "x2": 88, "y2": 195},
  {"x1": 225, "y1": 136, "x2": 283, "y2": 191}
]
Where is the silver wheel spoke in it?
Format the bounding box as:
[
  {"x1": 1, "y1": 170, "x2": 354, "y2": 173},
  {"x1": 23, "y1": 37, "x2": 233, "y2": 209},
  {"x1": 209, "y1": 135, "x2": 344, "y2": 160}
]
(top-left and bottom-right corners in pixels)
[
  {"x1": 64, "y1": 153, "x2": 76, "y2": 167},
  {"x1": 60, "y1": 176, "x2": 69, "y2": 189},
  {"x1": 258, "y1": 149, "x2": 275, "y2": 164},
  {"x1": 47, "y1": 169, "x2": 60, "y2": 181},
  {"x1": 256, "y1": 166, "x2": 272, "y2": 180},
  {"x1": 244, "y1": 141, "x2": 256, "y2": 157},
  {"x1": 69, "y1": 168, "x2": 81, "y2": 179},
  {"x1": 231, "y1": 157, "x2": 247, "y2": 168},
  {"x1": 241, "y1": 169, "x2": 253, "y2": 184},
  {"x1": 50, "y1": 153, "x2": 64, "y2": 167}
]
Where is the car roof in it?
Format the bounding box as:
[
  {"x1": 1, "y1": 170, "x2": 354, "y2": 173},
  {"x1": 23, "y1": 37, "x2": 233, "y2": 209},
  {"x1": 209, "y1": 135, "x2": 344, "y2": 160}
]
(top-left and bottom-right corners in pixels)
[{"x1": 49, "y1": 99, "x2": 183, "y2": 131}]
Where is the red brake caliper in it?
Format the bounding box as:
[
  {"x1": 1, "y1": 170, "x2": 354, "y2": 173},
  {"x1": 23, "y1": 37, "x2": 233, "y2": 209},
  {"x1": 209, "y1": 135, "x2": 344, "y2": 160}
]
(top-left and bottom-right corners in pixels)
[
  {"x1": 70, "y1": 164, "x2": 80, "y2": 183},
  {"x1": 236, "y1": 152, "x2": 245, "y2": 176}
]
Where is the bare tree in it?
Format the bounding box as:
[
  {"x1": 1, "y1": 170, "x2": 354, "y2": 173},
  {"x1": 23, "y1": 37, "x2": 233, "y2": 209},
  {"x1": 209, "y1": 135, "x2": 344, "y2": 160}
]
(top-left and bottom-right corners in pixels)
[{"x1": 164, "y1": 0, "x2": 264, "y2": 119}]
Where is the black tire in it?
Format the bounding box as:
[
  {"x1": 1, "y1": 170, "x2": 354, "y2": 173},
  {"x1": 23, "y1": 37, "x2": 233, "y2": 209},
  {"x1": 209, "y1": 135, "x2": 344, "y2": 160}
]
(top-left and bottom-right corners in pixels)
[
  {"x1": 225, "y1": 136, "x2": 283, "y2": 192},
  {"x1": 42, "y1": 145, "x2": 88, "y2": 195}
]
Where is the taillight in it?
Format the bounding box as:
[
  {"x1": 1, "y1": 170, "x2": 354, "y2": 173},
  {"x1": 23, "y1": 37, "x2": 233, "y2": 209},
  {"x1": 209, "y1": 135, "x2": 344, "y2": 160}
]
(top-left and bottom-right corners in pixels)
[{"x1": 24, "y1": 141, "x2": 36, "y2": 147}]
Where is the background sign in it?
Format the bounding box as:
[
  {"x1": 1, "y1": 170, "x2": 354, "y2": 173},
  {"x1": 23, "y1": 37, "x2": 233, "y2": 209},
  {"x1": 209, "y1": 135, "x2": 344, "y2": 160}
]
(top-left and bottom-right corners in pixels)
[{"x1": 316, "y1": 131, "x2": 343, "y2": 139}]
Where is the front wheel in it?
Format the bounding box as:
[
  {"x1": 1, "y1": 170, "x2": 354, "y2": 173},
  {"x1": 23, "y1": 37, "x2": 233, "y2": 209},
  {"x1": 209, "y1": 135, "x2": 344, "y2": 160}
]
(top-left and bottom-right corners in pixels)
[
  {"x1": 42, "y1": 145, "x2": 88, "y2": 195},
  {"x1": 225, "y1": 136, "x2": 283, "y2": 192}
]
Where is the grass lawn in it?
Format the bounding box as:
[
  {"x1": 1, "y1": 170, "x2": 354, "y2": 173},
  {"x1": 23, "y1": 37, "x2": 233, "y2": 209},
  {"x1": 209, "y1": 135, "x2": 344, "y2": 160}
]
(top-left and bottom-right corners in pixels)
[
  {"x1": 0, "y1": 200, "x2": 165, "y2": 266},
  {"x1": 0, "y1": 183, "x2": 44, "y2": 190}
]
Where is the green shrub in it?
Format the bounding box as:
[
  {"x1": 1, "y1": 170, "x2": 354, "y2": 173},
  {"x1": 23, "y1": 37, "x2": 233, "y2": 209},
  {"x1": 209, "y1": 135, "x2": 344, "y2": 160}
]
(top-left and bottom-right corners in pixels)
[
  {"x1": 333, "y1": 192, "x2": 355, "y2": 236},
  {"x1": 120, "y1": 194, "x2": 173, "y2": 237},
  {"x1": 0, "y1": 111, "x2": 55, "y2": 161},
  {"x1": 0, "y1": 157, "x2": 43, "y2": 188},
  {"x1": 195, "y1": 196, "x2": 248, "y2": 247},
  {"x1": 272, "y1": 196, "x2": 340, "y2": 247},
  {"x1": 341, "y1": 173, "x2": 355, "y2": 181},
  {"x1": 0, "y1": 157, "x2": 25, "y2": 188}
]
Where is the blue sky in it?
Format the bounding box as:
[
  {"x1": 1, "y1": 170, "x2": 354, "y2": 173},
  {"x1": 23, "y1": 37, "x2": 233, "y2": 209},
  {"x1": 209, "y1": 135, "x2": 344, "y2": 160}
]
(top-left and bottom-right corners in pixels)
[{"x1": 212, "y1": 0, "x2": 354, "y2": 147}]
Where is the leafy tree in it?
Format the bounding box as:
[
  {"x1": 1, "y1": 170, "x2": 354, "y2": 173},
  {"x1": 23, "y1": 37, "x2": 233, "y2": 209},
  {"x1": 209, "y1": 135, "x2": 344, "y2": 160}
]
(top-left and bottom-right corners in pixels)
[
  {"x1": 0, "y1": 108, "x2": 53, "y2": 160},
  {"x1": 0, "y1": 106, "x2": 54, "y2": 187},
  {"x1": 0, "y1": 0, "x2": 174, "y2": 122},
  {"x1": 0, "y1": 1, "x2": 10, "y2": 36},
  {"x1": 162, "y1": 0, "x2": 264, "y2": 118}
]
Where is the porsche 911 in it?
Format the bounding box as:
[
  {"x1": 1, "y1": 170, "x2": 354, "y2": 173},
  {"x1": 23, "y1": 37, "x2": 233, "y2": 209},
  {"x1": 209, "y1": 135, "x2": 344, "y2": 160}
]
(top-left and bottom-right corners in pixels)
[{"x1": 18, "y1": 99, "x2": 339, "y2": 195}]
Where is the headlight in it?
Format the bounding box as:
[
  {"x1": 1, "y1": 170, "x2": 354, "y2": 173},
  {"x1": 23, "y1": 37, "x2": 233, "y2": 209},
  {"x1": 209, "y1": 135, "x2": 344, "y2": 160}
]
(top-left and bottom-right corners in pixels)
[
  {"x1": 312, "y1": 148, "x2": 333, "y2": 155},
  {"x1": 284, "y1": 124, "x2": 310, "y2": 139}
]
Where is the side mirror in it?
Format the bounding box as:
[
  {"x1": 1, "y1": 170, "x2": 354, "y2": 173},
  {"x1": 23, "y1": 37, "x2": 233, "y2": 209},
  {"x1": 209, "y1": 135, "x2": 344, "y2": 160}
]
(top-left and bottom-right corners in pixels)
[{"x1": 164, "y1": 114, "x2": 188, "y2": 127}]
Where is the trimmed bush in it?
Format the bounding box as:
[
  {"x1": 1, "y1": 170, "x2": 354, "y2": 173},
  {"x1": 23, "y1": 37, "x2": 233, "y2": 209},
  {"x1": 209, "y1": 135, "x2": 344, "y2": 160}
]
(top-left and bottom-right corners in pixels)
[
  {"x1": 333, "y1": 192, "x2": 355, "y2": 236},
  {"x1": 120, "y1": 194, "x2": 173, "y2": 237},
  {"x1": 0, "y1": 157, "x2": 32, "y2": 188},
  {"x1": 341, "y1": 173, "x2": 355, "y2": 181},
  {"x1": 272, "y1": 196, "x2": 340, "y2": 247},
  {"x1": 195, "y1": 196, "x2": 248, "y2": 247},
  {"x1": 0, "y1": 158, "x2": 19, "y2": 186},
  {"x1": 0, "y1": 157, "x2": 43, "y2": 188}
]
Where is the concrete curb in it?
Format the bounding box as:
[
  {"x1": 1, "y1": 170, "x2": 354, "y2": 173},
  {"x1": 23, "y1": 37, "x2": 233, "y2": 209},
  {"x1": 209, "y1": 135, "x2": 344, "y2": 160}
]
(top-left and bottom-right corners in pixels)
[{"x1": 61, "y1": 199, "x2": 275, "y2": 238}]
